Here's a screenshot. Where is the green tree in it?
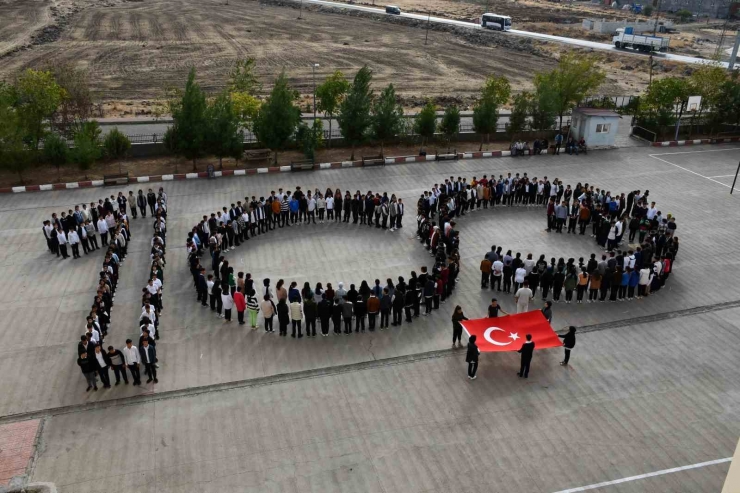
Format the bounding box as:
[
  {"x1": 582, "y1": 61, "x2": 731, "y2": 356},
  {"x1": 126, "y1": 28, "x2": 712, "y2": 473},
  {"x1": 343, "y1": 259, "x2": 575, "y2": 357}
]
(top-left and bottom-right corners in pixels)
[
  {"x1": 228, "y1": 58, "x2": 262, "y2": 131},
  {"x1": 531, "y1": 83, "x2": 557, "y2": 130},
  {"x1": 169, "y1": 67, "x2": 207, "y2": 170},
  {"x1": 71, "y1": 129, "x2": 102, "y2": 179},
  {"x1": 49, "y1": 62, "x2": 94, "y2": 139},
  {"x1": 16, "y1": 69, "x2": 64, "y2": 151},
  {"x1": 316, "y1": 71, "x2": 351, "y2": 148},
  {"x1": 688, "y1": 64, "x2": 727, "y2": 136},
  {"x1": 414, "y1": 101, "x2": 437, "y2": 153},
  {"x1": 438, "y1": 105, "x2": 461, "y2": 150},
  {"x1": 0, "y1": 83, "x2": 32, "y2": 183},
  {"x1": 205, "y1": 91, "x2": 243, "y2": 169},
  {"x1": 676, "y1": 9, "x2": 692, "y2": 22},
  {"x1": 508, "y1": 92, "x2": 532, "y2": 141},
  {"x1": 711, "y1": 75, "x2": 740, "y2": 131},
  {"x1": 103, "y1": 128, "x2": 131, "y2": 174},
  {"x1": 639, "y1": 77, "x2": 690, "y2": 134},
  {"x1": 253, "y1": 72, "x2": 301, "y2": 165},
  {"x1": 228, "y1": 58, "x2": 261, "y2": 95},
  {"x1": 473, "y1": 98, "x2": 498, "y2": 151},
  {"x1": 481, "y1": 74, "x2": 512, "y2": 107},
  {"x1": 337, "y1": 66, "x2": 374, "y2": 160},
  {"x1": 296, "y1": 119, "x2": 324, "y2": 160},
  {"x1": 371, "y1": 84, "x2": 404, "y2": 156},
  {"x1": 43, "y1": 132, "x2": 69, "y2": 181},
  {"x1": 535, "y1": 54, "x2": 605, "y2": 130}
]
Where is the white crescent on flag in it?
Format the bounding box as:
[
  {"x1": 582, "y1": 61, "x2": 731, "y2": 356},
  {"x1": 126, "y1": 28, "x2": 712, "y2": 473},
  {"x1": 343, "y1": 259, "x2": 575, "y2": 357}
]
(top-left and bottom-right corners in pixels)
[{"x1": 483, "y1": 327, "x2": 520, "y2": 346}]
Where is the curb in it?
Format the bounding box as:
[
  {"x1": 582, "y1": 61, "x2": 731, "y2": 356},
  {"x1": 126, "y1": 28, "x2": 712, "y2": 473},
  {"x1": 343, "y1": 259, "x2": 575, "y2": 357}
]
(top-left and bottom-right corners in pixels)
[
  {"x1": 1, "y1": 149, "x2": 548, "y2": 193},
  {"x1": 651, "y1": 137, "x2": 740, "y2": 147}
]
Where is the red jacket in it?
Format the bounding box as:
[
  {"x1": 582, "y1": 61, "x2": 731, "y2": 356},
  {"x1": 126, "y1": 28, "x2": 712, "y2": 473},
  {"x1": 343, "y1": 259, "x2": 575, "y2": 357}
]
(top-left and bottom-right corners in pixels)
[{"x1": 233, "y1": 292, "x2": 246, "y2": 311}]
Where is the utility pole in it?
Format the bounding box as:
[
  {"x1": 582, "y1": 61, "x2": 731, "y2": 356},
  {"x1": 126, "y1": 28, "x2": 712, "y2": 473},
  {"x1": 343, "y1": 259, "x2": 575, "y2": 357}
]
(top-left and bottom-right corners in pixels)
[
  {"x1": 731, "y1": 161, "x2": 739, "y2": 194},
  {"x1": 728, "y1": 31, "x2": 740, "y2": 71},
  {"x1": 648, "y1": 0, "x2": 663, "y2": 85},
  {"x1": 299, "y1": 0, "x2": 303, "y2": 19},
  {"x1": 425, "y1": 10, "x2": 431, "y2": 45}
]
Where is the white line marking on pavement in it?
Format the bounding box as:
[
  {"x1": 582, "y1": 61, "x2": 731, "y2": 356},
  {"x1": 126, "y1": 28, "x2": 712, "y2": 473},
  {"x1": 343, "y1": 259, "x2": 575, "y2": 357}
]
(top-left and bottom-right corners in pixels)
[
  {"x1": 708, "y1": 175, "x2": 737, "y2": 178},
  {"x1": 649, "y1": 154, "x2": 740, "y2": 193},
  {"x1": 552, "y1": 457, "x2": 732, "y2": 493},
  {"x1": 650, "y1": 148, "x2": 740, "y2": 156}
]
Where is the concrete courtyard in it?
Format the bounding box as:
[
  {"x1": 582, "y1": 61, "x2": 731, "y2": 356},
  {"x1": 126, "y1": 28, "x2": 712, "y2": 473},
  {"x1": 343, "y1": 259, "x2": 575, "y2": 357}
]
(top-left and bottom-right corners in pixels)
[{"x1": 0, "y1": 144, "x2": 739, "y2": 492}]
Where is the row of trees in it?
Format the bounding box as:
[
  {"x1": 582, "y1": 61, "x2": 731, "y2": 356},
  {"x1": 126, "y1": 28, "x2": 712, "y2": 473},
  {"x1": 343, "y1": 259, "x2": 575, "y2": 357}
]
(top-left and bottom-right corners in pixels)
[
  {"x1": 638, "y1": 65, "x2": 740, "y2": 138},
  {"x1": 0, "y1": 66, "x2": 134, "y2": 181},
  {"x1": 1, "y1": 54, "x2": 609, "y2": 177}
]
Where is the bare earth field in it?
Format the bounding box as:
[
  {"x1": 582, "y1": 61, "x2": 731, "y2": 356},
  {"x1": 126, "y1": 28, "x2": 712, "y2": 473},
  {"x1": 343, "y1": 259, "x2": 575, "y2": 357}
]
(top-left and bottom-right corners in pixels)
[{"x1": 0, "y1": 0, "x2": 703, "y2": 115}]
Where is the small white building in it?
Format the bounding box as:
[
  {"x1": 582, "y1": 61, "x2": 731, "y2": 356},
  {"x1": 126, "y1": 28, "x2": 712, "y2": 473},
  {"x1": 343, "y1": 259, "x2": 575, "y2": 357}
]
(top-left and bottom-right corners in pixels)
[{"x1": 570, "y1": 108, "x2": 621, "y2": 148}]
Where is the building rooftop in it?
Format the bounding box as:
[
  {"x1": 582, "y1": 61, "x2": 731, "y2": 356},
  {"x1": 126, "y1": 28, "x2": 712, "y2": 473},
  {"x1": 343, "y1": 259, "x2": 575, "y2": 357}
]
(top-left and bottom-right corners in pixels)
[{"x1": 574, "y1": 107, "x2": 622, "y2": 117}]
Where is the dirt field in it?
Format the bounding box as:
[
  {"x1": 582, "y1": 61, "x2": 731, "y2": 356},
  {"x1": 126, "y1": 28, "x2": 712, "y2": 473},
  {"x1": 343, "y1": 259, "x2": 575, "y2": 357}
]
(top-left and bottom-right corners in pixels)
[{"x1": 1, "y1": 0, "x2": 678, "y2": 111}]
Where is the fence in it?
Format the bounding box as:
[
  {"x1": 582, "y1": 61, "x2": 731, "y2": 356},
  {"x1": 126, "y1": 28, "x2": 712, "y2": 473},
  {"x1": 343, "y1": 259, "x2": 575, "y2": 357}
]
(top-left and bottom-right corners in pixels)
[{"x1": 123, "y1": 118, "x2": 571, "y2": 146}]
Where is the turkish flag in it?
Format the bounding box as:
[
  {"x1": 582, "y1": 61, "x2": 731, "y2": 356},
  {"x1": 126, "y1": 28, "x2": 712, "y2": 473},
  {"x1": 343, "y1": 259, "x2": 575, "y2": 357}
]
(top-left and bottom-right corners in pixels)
[{"x1": 460, "y1": 311, "x2": 562, "y2": 353}]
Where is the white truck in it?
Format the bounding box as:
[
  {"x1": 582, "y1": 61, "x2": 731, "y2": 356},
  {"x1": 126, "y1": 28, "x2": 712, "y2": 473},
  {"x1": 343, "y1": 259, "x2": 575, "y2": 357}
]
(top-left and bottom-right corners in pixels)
[{"x1": 613, "y1": 27, "x2": 669, "y2": 52}]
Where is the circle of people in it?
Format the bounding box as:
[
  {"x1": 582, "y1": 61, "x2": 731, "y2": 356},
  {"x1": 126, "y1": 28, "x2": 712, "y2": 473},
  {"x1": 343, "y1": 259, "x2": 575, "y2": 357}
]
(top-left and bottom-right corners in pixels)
[
  {"x1": 184, "y1": 186, "x2": 465, "y2": 338},
  {"x1": 73, "y1": 188, "x2": 168, "y2": 392}
]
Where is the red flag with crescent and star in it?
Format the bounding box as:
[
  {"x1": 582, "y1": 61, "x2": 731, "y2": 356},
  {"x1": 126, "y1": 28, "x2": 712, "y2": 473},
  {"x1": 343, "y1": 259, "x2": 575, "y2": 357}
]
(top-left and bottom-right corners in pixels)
[{"x1": 460, "y1": 311, "x2": 562, "y2": 353}]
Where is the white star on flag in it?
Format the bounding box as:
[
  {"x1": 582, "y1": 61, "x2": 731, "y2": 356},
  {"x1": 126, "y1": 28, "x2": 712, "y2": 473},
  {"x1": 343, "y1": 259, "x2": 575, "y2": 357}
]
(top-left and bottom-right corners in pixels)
[{"x1": 509, "y1": 332, "x2": 520, "y2": 341}]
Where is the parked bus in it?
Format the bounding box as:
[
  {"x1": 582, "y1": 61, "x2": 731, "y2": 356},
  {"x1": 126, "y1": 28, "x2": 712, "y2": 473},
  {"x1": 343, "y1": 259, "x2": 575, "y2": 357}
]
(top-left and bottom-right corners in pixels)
[{"x1": 480, "y1": 13, "x2": 512, "y2": 31}]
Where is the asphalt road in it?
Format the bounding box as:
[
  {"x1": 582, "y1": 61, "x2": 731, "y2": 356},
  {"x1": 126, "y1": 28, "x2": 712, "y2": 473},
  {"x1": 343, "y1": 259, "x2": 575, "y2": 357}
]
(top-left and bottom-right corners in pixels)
[{"x1": 307, "y1": 0, "x2": 729, "y2": 67}]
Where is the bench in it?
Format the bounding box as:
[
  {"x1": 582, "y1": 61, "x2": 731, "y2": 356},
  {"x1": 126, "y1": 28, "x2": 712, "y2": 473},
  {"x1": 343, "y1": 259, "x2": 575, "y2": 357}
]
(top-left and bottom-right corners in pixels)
[
  {"x1": 244, "y1": 149, "x2": 271, "y2": 162},
  {"x1": 290, "y1": 159, "x2": 315, "y2": 171},
  {"x1": 362, "y1": 155, "x2": 384, "y2": 167},
  {"x1": 436, "y1": 149, "x2": 457, "y2": 161},
  {"x1": 103, "y1": 172, "x2": 129, "y2": 186}
]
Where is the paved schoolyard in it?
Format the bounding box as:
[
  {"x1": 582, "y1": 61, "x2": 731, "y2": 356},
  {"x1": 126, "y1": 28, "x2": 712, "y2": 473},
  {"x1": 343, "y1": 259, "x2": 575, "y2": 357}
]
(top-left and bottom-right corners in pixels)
[{"x1": 0, "y1": 144, "x2": 739, "y2": 491}]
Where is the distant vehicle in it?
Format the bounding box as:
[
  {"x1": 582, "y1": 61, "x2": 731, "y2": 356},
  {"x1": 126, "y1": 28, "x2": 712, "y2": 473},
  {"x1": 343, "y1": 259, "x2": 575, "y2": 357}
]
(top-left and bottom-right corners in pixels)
[
  {"x1": 480, "y1": 13, "x2": 512, "y2": 31},
  {"x1": 613, "y1": 27, "x2": 670, "y2": 52},
  {"x1": 385, "y1": 5, "x2": 401, "y2": 14}
]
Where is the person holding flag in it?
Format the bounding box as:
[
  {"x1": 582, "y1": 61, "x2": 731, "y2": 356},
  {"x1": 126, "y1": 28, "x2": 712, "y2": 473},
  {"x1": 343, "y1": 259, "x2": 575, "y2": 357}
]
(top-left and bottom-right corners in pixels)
[
  {"x1": 517, "y1": 334, "x2": 535, "y2": 378},
  {"x1": 451, "y1": 305, "x2": 469, "y2": 349}
]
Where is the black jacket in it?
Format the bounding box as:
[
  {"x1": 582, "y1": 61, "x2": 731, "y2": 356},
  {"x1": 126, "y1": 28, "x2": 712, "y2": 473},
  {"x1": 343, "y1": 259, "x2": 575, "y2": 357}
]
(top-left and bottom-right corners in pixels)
[
  {"x1": 303, "y1": 299, "x2": 318, "y2": 320},
  {"x1": 77, "y1": 355, "x2": 96, "y2": 374},
  {"x1": 317, "y1": 299, "x2": 332, "y2": 320},
  {"x1": 139, "y1": 344, "x2": 157, "y2": 364},
  {"x1": 277, "y1": 301, "x2": 290, "y2": 324},
  {"x1": 92, "y1": 350, "x2": 112, "y2": 370},
  {"x1": 518, "y1": 341, "x2": 535, "y2": 360},
  {"x1": 465, "y1": 342, "x2": 479, "y2": 363},
  {"x1": 559, "y1": 331, "x2": 576, "y2": 349}
]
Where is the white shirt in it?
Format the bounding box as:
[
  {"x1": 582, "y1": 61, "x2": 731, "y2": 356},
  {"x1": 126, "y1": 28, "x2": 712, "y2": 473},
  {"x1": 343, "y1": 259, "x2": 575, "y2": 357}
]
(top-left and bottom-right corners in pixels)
[
  {"x1": 152, "y1": 278, "x2": 162, "y2": 291},
  {"x1": 97, "y1": 219, "x2": 108, "y2": 234},
  {"x1": 326, "y1": 197, "x2": 334, "y2": 210},
  {"x1": 308, "y1": 199, "x2": 316, "y2": 212},
  {"x1": 492, "y1": 260, "x2": 504, "y2": 276},
  {"x1": 122, "y1": 345, "x2": 141, "y2": 365},
  {"x1": 95, "y1": 352, "x2": 107, "y2": 368},
  {"x1": 86, "y1": 328, "x2": 100, "y2": 344},
  {"x1": 514, "y1": 268, "x2": 527, "y2": 284},
  {"x1": 515, "y1": 287, "x2": 533, "y2": 308},
  {"x1": 68, "y1": 231, "x2": 80, "y2": 245},
  {"x1": 141, "y1": 345, "x2": 153, "y2": 363},
  {"x1": 140, "y1": 323, "x2": 156, "y2": 339},
  {"x1": 57, "y1": 231, "x2": 67, "y2": 244},
  {"x1": 222, "y1": 293, "x2": 234, "y2": 310},
  {"x1": 141, "y1": 309, "x2": 157, "y2": 325},
  {"x1": 523, "y1": 259, "x2": 535, "y2": 275},
  {"x1": 646, "y1": 207, "x2": 657, "y2": 220},
  {"x1": 146, "y1": 284, "x2": 158, "y2": 295}
]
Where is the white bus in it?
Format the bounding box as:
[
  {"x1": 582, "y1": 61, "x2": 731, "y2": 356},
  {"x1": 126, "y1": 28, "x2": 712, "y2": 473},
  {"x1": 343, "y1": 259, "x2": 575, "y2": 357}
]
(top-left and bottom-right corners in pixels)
[{"x1": 480, "y1": 13, "x2": 512, "y2": 31}]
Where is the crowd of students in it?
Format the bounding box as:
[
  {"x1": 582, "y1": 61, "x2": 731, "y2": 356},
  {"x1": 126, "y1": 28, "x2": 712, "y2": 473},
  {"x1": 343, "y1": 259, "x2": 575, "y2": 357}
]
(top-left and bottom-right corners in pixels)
[
  {"x1": 184, "y1": 185, "x2": 463, "y2": 338},
  {"x1": 42, "y1": 188, "x2": 165, "y2": 260},
  {"x1": 75, "y1": 189, "x2": 168, "y2": 392}
]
